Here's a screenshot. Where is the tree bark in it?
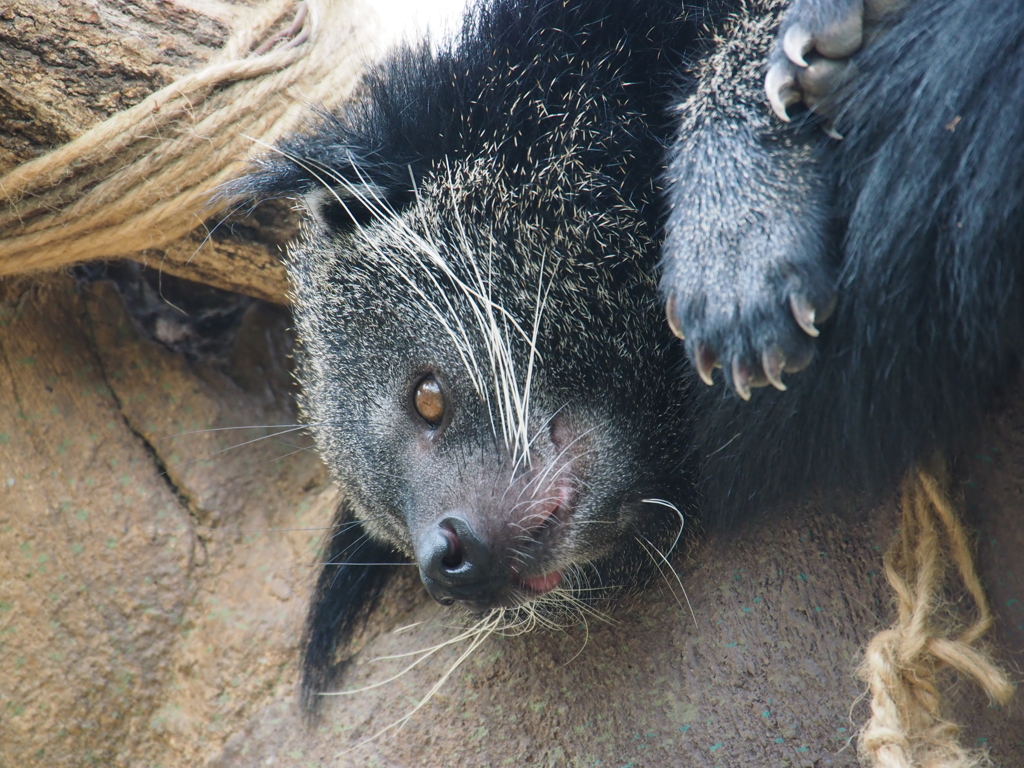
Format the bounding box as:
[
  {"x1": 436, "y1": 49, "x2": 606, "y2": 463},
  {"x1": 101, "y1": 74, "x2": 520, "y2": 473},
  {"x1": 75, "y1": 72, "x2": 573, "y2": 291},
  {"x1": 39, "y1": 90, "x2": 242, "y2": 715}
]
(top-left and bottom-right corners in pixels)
[{"x1": 0, "y1": 0, "x2": 378, "y2": 303}]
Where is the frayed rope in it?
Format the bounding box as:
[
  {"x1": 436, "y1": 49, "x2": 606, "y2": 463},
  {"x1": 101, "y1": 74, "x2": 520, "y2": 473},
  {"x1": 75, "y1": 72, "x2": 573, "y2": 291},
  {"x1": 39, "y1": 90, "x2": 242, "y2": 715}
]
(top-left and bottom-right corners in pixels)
[
  {"x1": 857, "y1": 469, "x2": 1016, "y2": 768},
  {"x1": 0, "y1": 0, "x2": 379, "y2": 276}
]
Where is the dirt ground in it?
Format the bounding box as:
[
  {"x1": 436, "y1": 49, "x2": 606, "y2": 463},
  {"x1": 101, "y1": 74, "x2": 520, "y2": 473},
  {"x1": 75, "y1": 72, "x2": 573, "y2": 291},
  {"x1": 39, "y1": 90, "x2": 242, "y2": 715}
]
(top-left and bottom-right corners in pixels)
[{"x1": 0, "y1": 274, "x2": 1021, "y2": 767}]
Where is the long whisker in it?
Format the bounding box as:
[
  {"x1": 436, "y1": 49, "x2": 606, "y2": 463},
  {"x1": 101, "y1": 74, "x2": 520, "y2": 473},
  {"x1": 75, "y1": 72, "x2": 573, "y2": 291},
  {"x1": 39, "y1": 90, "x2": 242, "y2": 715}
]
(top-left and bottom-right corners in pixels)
[
  {"x1": 153, "y1": 426, "x2": 315, "y2": 475},
  {"x1": 634, "y1": 534, "x2": 698, "y2": 631},
  {"x1": 325, "y1": 617, "x2": 496, "y2": 696},
  {"x1": 337, "y1": 612, "x2": 502, "y2": 753},
  {"x1": 512, "y1": 427, "x2": 599, "y2": 502},
  {"x1": 640, "y1": 498, "x2": 687, "y2": 556},
  {"x1": 158, "y1": 422, "x2": 314, "y2": 440}
]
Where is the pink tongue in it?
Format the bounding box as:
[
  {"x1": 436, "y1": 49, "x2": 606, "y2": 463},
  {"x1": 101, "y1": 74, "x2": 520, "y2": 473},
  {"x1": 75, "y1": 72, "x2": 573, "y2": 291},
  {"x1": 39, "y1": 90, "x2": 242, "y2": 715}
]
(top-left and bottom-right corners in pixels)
[{"x1": 521, "y1": 571, "x2": 562, "y2": 594}]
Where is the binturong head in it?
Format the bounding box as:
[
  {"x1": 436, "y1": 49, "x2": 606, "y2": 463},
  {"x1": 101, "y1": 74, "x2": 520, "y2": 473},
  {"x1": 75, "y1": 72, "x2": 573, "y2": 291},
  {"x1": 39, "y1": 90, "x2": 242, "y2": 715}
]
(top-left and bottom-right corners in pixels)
[
  {"x1": 278, "y1": 158, "x2": 696, "y2": 613},
  {"x1": 225, "y1": 0, "x2": 700, "y2": 635}
]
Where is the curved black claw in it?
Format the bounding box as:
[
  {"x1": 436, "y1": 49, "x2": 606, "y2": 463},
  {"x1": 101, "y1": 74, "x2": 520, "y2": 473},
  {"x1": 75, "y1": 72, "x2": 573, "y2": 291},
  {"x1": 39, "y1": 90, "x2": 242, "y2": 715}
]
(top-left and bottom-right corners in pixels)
[
  {"x1": 694, "y1": 342, "x2": 720, "y2": 387},
  {"x1": 766, "y1": 0, "x2": 905, "y2": 123},
  {"x1": 762, "y1": 345, "x2": 788, "y2": 391}
]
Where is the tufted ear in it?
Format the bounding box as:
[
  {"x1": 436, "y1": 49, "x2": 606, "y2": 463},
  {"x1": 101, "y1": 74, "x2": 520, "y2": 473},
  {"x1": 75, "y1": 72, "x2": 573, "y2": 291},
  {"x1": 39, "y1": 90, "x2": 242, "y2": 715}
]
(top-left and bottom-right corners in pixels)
[
  {"x1": 299, "y1": 175, "x2": 414, "y2": 230},
  {"x1": 221, "y1": 110, "x2": 417, "y2": 232}
]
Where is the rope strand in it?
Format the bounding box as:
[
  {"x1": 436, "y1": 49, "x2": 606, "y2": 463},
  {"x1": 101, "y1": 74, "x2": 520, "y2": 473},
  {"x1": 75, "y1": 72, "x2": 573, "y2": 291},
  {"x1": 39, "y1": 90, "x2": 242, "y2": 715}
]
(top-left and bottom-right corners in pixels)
[
  {"x1": 858, "y1": 469, "x2": 1015, "y2": 768},
  {"x1": 0, "y1": 0, "x2": 385, "y2": 276}
]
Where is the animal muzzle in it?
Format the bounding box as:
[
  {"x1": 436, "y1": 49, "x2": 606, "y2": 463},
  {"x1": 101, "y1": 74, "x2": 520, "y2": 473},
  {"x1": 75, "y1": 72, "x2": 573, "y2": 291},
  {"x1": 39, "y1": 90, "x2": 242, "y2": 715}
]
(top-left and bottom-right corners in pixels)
[
  {"x1": 414, "y1": 482, "x2": 570, "y2": 611},
  {"x1": 411, "y1": 414, "x2": 584, "y2": 610},
  {"x1": 418, "y1": 515, "x2": 509, "y2": 609}
]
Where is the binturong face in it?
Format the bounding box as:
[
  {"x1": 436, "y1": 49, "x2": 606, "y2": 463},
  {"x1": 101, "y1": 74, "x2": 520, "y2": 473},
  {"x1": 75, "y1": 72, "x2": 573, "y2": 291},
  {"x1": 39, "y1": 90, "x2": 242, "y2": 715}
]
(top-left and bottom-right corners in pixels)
[
  {"x1": 286, "y1": 159, "x2": 697, "y2": 614},
  {"x1": 228, "y1": 0, "x2": 702, "y2": 625}
]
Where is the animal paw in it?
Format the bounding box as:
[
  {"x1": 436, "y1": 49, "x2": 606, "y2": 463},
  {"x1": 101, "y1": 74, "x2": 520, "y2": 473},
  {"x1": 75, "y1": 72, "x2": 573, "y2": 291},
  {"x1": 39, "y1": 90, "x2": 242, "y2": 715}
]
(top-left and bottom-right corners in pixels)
[
  {"x1": 665, "y1": 265, "x2": 836, "y2": 400},
  {"x1": 765, "y1": 0, "x2": 903, "y2": 123}
]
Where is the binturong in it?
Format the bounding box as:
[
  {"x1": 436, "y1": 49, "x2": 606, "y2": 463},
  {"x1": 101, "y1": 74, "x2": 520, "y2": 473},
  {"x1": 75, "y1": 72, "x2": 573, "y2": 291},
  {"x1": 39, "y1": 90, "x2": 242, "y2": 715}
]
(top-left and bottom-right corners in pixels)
[{"x1": 228, "y1": 0, "x2": 1024, "y2": 710}]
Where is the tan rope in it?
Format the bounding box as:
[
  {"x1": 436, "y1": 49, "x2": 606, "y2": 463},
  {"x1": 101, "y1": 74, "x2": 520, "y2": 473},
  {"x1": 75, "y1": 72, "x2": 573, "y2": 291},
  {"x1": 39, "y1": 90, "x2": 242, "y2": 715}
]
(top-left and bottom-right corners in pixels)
[
  {"x1": 0, "y1": 0, "x2": 385, "y2": 276},
  {"x1": 857, "y1": 469, "x2": 1016, "y2": 768}
]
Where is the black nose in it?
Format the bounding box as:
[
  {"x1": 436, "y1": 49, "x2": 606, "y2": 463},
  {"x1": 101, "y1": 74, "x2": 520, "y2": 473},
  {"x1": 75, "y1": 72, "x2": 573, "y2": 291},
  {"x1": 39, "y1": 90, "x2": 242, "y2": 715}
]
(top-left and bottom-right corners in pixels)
[{"x1": 419, "y1": 516, "x2": 502, "y2": 607}]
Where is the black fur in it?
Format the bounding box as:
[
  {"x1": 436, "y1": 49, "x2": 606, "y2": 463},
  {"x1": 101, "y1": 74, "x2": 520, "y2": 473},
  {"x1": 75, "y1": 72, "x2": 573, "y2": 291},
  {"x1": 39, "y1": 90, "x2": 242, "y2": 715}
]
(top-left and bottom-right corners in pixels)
[
  {"x1": 242, "y1": 0, "x2": 705, "y2": 225},
  {"x1": 300, "y1": 500, "x2": 403, "y2": 713},
  {"x1": 230, "y1": 0, "x2": 1024, "y2": 708},
  {"x1": 670, "y1": 0, "x2": 1024, "y2": 516},
  {"x1": 663, "y1": 4, "x2": 839, "y2": 423},
  {"x1": 237, "y1": 0, "x2": 719, "y2": 707}
]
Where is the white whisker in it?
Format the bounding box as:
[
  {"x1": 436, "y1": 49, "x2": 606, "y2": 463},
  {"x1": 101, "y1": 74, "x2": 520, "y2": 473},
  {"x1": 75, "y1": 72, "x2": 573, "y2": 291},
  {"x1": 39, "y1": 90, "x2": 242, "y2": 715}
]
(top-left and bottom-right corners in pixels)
[
  {"x1": 640, "y1": 498, "x2": 686, "y2": 556},
  {"x1": 336, "y1": 612, "x2": 502, "y2": 754},
  {"x1": 634, "y1": 535, "x2": 698, "y2": 632}
]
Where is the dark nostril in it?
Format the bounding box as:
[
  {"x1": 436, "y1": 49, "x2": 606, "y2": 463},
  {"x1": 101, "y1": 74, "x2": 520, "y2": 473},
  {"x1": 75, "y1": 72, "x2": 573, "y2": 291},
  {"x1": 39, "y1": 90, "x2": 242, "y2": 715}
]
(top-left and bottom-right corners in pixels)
[
  {"x1": 439, "y1": 525, "x2": 463, "y2": 570},
  {"x1": 438, "y1": 516, "x2": 490, "y2": 574},
  {"x1": 418, "y1": 515, "x2": 501, "y2": 608}
]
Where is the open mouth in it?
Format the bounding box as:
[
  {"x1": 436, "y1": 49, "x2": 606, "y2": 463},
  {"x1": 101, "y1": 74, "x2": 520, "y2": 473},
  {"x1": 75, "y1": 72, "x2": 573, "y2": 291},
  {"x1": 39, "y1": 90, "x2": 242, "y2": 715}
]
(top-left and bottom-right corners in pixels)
[
  {"x1": 510, "y1": 475, "x2": 573, "y2": 596},
  {"x1": 417, "y1": 412, "x2": 592, "y2": 609},
  {"x1": 506, "y1": 414, "x2": 587, "y2": 598},
  {"x1": 517, "y1": 570, "x2": 563, "y2": 594}
]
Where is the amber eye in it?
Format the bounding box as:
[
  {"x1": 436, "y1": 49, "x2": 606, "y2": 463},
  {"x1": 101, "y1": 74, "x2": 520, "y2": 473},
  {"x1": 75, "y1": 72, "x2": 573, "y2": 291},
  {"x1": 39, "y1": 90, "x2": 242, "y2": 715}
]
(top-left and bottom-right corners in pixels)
[{"x1": 414, "y1": 376, "x2": 446, "y2": 426}]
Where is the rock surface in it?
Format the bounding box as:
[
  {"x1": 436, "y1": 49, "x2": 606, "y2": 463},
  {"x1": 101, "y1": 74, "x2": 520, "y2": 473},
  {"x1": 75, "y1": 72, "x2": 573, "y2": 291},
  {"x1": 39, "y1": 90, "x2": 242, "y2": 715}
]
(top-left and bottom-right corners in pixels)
[{"x1": 0, "y1": 275, "x2": 1020, "y2": 767}]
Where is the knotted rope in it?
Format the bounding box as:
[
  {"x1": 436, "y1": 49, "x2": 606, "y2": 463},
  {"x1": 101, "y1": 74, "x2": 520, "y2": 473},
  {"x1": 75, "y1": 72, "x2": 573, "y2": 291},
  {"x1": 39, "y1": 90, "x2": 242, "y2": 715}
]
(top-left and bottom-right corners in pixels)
[
  {"x1": 0, "y1": 0, "x2": 379, "y2": 276},
  {"x1": 858, "y1": 469, "x2": 1016, "y2": 768}
]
